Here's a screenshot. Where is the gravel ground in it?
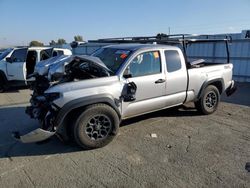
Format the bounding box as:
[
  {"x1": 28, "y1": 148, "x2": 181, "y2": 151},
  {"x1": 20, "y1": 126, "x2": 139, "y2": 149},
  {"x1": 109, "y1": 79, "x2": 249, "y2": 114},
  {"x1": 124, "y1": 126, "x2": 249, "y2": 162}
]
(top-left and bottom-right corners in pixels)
[
  {"x1": 0, "y1": 86, "x2": 31, "y2": 106},
  {"x1": 0, "y1": 83, "x2": 249, "y2": 188}
]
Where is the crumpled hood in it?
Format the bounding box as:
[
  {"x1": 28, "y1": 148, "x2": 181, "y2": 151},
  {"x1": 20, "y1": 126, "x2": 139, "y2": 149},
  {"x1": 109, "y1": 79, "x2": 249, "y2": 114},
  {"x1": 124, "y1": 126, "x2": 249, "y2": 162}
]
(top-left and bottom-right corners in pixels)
[
  {"x1": 35, "y1": 55, "x2": 71, "y2": 76},
  {"x1": 34, "y1": 55, "x2": 111, "y2": 80}
]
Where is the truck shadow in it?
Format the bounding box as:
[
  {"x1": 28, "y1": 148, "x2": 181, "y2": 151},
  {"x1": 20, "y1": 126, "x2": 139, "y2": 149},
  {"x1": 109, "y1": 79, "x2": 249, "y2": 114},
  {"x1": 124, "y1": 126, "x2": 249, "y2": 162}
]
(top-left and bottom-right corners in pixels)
[
  {"x1": 4, "y1": 85, "x2": 29, "y2": 93},
  {"x1": 121, "y1": 104, "x2": 200, "y2": 127},
  {"x1": 0, "y1": 106, "x2": 81, "y2": 158},
  {"x1": 0, "y1": 105, "x2": 199, "y2": 158},
  {"x1": 221, "y1": 82, "x2": 250, "y2": 107}
]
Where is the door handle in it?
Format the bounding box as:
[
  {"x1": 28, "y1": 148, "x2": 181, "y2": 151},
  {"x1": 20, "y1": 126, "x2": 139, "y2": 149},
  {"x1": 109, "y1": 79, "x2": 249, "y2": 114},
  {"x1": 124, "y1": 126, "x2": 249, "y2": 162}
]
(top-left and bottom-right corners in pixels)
[{"x1": 155, "y1": 79, "x2": 166, "y2": 84}]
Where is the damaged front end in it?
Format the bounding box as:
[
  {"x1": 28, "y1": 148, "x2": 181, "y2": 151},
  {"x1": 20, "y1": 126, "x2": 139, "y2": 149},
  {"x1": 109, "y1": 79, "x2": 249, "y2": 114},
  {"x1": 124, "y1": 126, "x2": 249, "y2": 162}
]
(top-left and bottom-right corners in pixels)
[
  {"x1": 26, "y1": 92, "x2": 60, "y2": 130},
  {"x1": 15, "y1": 92, "x2": 61, "y2": 143},
  {"x1": 15, "y1": 55, "x2": 112, "y2": 143}
]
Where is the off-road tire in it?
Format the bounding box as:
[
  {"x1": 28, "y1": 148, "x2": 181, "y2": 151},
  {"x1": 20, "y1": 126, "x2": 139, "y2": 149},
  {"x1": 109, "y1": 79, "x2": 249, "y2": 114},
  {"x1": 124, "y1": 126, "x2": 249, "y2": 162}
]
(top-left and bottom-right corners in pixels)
[
  {"x1": 73, "y1": 104, "x2": 119, "y2": 149},
  {"x1": 195, "y1": 85, "x2": 220, "y2": 115}
]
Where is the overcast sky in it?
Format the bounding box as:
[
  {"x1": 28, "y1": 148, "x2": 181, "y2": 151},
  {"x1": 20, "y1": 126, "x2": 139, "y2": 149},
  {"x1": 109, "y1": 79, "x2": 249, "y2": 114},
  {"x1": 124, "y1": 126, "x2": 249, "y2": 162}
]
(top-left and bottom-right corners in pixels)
[{"x1": 0, "y1": 0, "x2": 249, "y2": 47}]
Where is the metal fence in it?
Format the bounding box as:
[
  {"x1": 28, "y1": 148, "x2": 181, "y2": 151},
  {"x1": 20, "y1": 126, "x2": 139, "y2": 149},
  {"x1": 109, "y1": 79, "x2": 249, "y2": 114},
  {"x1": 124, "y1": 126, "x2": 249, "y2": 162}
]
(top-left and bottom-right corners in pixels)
[
  {"x1": 72, "y1": 43, "x2": 109, "y2": 55},
  {"x1": 186, "y1": 39, "x2": 250, "y2": 82}
]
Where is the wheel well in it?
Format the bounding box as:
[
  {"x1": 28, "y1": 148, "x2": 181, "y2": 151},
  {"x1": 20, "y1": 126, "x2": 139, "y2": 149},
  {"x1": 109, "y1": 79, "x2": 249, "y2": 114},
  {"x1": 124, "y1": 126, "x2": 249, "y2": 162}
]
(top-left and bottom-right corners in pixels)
[
  {"x1": 0, "y1": 71, "x2": 8, "y2": 92},
  {"x1": 62, "y1": 102, "x2": 120, "y2": 136},
  {"x1": 197, "y1": 80, "x2": 224, "y2": 100},
  {"x1": 0, "y1": 71, "x2": 7, "y2": 83},
  {"x1": 209, "y1": 81, "x2": 223, "y2": 94}
]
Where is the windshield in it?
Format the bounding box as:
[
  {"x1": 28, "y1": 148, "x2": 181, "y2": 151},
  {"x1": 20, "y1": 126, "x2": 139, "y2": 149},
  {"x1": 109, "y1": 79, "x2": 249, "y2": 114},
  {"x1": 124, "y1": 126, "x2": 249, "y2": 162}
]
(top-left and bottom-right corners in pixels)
[
  {"x1": 92, "y1": 48, "x2": 131, "y2": 73},
  {"x1": 0, "y1": 48, "x2": 13, "y2": 60}
]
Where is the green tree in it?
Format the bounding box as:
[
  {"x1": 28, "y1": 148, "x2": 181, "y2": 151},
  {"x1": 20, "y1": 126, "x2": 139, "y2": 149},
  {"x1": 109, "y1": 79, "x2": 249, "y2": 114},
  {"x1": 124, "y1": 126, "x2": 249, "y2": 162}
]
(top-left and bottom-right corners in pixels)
[
  {"x1": 29, "y1": 40, "x2": 44, "y2": 47},
  {"x1": 57, "y1": 38, "x2": 66, "y2": 45},
  {"x1": 49, "y1": 40, "x2": 56, "y2": 46},
  {"x1": 74, "y1": 35, "x2": 83, "y2": 42}
]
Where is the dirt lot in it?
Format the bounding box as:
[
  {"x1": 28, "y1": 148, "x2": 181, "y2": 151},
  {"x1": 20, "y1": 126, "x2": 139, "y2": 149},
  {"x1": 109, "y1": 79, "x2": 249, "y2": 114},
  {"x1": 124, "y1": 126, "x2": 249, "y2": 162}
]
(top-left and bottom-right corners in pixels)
[{"x1": 0, "y1": 83, "x2": 249, "y2": 188}]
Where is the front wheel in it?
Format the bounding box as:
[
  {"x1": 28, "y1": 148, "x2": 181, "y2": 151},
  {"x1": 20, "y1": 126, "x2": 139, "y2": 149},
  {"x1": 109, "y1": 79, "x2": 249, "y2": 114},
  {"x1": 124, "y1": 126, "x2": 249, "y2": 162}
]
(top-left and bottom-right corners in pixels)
[
  {"x1": 73, "y1": 104, "x2": 119, "y2": 149},
  {"x1": 195, "y1": 85, "x2": 220, "y2": 115}
]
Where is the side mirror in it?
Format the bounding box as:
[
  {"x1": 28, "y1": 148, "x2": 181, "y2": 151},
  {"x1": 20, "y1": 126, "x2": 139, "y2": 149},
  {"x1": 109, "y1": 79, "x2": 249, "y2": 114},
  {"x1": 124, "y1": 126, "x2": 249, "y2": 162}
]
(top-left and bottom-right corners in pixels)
[
  {"x1": 6, "y1": 57, "x2": 12, "y2": 63},
  {"x1": 123, "y1": 82, "x2": 137, "y2": 102}
]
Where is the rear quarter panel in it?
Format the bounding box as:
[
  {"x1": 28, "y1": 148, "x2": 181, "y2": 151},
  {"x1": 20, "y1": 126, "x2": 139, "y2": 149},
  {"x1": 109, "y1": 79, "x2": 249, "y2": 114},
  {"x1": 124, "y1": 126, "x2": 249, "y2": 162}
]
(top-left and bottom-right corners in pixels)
[{"x1": 188, "y1": 63, "x2": 233, "y2": 100}]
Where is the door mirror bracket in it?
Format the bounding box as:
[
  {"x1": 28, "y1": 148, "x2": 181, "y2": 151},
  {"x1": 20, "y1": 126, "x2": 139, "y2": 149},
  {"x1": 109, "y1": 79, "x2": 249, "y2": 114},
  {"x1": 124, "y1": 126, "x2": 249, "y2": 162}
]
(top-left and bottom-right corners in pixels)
[
  {"x1": 123, "y1": 66, "x2": 132, "y2": 79},
  {"x1": 123, "y1": 73, "x2": 132, "y2": 79},
  {"x1": 123, "y1": 82, "x2": 137, "y2": 102}
]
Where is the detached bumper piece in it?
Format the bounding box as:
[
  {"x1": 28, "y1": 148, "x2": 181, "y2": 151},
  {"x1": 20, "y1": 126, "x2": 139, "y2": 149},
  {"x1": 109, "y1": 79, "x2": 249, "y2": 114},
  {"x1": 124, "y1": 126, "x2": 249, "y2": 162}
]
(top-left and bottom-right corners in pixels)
[
  {"x1": 226, "y1": 80, "x2": 237, "y2": 96},
  {"x1": 13, "y1": 128, "x2": 55, "y2": 143}
]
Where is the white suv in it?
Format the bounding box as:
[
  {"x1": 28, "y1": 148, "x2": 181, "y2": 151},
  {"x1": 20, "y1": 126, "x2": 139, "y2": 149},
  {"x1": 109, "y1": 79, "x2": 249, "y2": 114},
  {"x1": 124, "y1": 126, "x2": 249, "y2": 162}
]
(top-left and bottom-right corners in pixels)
[{"x1": 0, "y1": 47, "x2": 72, "y2": 92}]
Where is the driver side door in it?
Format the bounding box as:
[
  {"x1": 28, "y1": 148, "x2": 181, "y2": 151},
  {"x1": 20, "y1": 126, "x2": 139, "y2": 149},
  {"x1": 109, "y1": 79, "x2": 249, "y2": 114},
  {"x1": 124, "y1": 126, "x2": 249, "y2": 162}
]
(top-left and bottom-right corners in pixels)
[
  {"x1": 6, "y1": 48, "x2": 28, "y2": 81},
  {"x1": 122, "y1": 51, "x2": 166, "y2": 118}
]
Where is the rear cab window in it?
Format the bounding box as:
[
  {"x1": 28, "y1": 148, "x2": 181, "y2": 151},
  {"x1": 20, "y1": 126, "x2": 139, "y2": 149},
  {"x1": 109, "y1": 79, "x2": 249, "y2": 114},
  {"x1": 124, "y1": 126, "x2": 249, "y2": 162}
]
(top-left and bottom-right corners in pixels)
[{"x1": 164, "y1": 50, "x2": 182, "y2": 73}]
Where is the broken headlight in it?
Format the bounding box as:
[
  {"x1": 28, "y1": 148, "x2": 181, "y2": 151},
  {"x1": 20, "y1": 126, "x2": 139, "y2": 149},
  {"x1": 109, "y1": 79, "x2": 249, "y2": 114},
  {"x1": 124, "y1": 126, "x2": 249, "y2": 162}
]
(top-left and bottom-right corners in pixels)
[{"x1": 44, "y1": 92, "x2": 61, "y2": 101}]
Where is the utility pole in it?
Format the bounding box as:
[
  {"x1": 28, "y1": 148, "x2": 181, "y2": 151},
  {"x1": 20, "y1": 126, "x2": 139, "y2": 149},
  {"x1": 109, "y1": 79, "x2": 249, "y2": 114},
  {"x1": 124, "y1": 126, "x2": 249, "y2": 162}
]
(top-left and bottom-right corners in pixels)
[{"x1": 168, "y1": 27, "x2": 171, "y2": 35}]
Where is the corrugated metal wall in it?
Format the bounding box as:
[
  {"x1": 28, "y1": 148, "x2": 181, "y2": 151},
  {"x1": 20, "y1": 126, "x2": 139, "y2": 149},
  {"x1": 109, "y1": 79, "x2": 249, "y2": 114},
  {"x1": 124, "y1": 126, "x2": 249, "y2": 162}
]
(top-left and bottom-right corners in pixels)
[
  {"x1": 73, "y1": 32, "x2": 250, "y2": 82},
  {"x1": 228, "y1": 39, "x2": 250, "y2": 82},
  {"x1": 73, "y1": 43, "x2": 109, "y2": 55},
  {"x1": 186, "y1": 38, "x2": 250, "y2": 82}
]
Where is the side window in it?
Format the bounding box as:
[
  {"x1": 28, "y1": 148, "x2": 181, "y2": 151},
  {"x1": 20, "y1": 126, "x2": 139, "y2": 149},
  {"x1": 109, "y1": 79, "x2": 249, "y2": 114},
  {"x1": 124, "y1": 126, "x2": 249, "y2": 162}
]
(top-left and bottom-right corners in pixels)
[
  {"x1": 57, "y1": 50, "x2": 64, "y2": 56},
  {"x1": 128, "y1": 51, "x2": 161, "y2": 77},
  {"x1": 40, "y1": 49, "x2": 53, "y2": 60},
  {"x1": 52, "y1": 50, "x2": 64, "y2": 57},
  {"x1": 52, "y1": 51, "x2": 58, "y2": 57},
  {"x1": 165, "y1": 50, "x2": 182, "y2": 72},
  {"x1": 10, "y1": 49, "x2": 27, "y2": 62}
]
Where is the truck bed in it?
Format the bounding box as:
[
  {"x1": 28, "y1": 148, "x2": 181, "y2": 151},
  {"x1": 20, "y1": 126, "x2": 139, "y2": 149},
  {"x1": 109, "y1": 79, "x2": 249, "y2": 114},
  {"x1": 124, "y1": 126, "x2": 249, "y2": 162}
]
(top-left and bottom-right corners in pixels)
[{"x1": 186, "y1": 62, "x2": 234, "y2": 102}]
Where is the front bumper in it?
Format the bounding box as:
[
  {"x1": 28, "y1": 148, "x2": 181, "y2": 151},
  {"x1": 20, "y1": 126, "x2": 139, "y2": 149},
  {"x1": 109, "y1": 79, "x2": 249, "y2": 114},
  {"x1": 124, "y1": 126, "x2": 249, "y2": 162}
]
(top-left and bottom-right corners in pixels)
[
  {"x1": 226, "y1": 80, "x2": 237, "y2": 96},
  {"x1": 13, "y1": 128, "x2": 56, "y2": 143}
]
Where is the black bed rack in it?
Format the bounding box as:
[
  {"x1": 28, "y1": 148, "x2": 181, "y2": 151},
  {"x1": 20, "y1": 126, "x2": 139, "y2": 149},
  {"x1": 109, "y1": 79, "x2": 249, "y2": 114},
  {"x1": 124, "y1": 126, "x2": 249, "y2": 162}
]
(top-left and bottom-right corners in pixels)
[
  {"x1": 89, "y1": 33, "x2": 231, "y2": 44},
  {"x1": 89, "y1": 33, "x2": 232, "y2": 63}
]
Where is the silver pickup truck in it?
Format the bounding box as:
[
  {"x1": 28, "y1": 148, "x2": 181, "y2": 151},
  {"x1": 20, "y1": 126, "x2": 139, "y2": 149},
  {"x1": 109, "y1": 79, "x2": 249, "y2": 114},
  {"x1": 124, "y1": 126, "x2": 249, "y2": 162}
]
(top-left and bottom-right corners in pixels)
[{"x1": 15, "y1": 35, "x2": 236, "y2": 149}]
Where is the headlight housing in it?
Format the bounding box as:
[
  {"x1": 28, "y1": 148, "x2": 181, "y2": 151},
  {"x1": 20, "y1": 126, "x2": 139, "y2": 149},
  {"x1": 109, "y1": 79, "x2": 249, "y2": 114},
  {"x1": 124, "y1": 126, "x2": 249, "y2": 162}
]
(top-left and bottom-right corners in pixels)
[{"x1": 44, "y1": 92, "x2": 61, "y2": 101}]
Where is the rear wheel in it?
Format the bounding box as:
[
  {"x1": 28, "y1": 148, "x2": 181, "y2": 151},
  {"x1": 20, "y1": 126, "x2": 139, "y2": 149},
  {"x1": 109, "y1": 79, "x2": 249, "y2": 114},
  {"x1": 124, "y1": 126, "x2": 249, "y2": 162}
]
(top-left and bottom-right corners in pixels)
[
  {"x1": 73, "y1": 104, "x2": 119, "y2": 149},
  {"x1": 195, "y1": 85, "x2": 220, "y2": 115}
]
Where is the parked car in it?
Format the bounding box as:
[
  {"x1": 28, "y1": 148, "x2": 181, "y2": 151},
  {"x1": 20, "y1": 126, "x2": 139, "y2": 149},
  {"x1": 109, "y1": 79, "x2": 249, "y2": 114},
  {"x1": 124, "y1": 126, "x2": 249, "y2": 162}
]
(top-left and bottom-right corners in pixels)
[
  {"x1": 14, "y1": 35, "x2": 236, "y2": 149},
  {"x1": 0, "y1": 47, "x2": 72, "y2": 92}
]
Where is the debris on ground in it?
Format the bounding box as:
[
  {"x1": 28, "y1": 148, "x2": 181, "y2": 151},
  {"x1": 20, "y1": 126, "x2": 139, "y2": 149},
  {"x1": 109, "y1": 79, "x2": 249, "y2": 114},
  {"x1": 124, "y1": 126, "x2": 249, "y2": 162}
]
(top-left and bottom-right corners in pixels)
[
  {"x1": 245, "y1": 162, "x2": 250, "y2": 172},
  {"x1": 166, "y1": 144, "x2": 172, "y2": 148},
  {"x1": 150, "y1": 133, "x2": 157, "y2": 138}
]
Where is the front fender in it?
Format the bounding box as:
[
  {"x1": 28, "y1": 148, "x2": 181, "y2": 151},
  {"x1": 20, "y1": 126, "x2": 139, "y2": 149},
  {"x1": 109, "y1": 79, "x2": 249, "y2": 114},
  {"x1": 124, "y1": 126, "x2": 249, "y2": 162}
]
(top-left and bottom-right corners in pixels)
[{"x1": 54, "y1": 94, "x2": 121, "y2": 129}]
